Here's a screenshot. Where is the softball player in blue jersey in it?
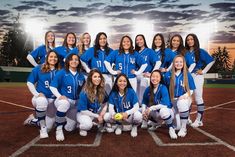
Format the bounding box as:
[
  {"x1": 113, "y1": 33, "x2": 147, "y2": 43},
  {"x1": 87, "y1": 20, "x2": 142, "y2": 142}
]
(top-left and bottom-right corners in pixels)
[
  {"x1": 134, "y1": 34, "x2": 160, "y2": 104},
  {"x1": 185, "y1": 33, "x2": 215, "y2": 128},
  {"x1": 104, "y1": 35, "x2": 147, "y2": 92},
  {"x1": 27, "y1": 31, "x2": 55, "y2": 67},
  {"x1": 27, "y1": 50, "x2": 61, "y2": 138},
  {"x1": 77, "y1": 69, "x2": 108, "y2": 136},
  {"x1": 142, "y1": 70, "x2": 177, "y2": 139},
  {"x1": 50, "y1": 54, "x2": 85, "y2": 141},
  {"x1": 80, "y1": 32, "x2": 113, "y2": 94},
  {"x1": 104, "y1": 74, "x2": 142, "y2": 137},
  {"x1": 77, "y1": 32, "x2": 91, "y2": 55},
  {"x1": 161, "y1": 34, "x2": 186, "y2": 73},
  {"x1": 164, "y1": 55, "x2": 196, "y2": 137},
  {"x1": 54, "y1": 32, "x2": 78, "y2": 67}
]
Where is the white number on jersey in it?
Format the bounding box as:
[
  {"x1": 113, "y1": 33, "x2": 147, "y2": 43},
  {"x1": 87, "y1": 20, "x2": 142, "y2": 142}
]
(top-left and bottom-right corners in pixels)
[
  {"x1": 118, "y1": 63, "x2": 122, "y2": 70},
  {"x1": 44, "y1": 81, "x2": 49, "y2": 88},
  {"x1": 67, "y1": 86, "x2": 72, "y2": 93}
]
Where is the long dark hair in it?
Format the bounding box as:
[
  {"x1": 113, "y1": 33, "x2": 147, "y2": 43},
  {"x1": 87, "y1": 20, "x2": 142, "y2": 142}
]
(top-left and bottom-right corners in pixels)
[
  {"x1": 169, "y1": 34, "x2": 186, "y2": 56},
  {"x1": 152, "y1": 33, "x2": 165, "y2": 62},
  {"x1": 41, "y1": 50, "x2": 61, "y2": 72},
  {"x1": 119, "y1": 35, "x2": 134, "y2": 54},
  {"x1": 84, "y1": 69, "x2": 106, "y2": 103},
  {"x1": 134, "y1": 34, "x2": 148, "y2": 52},
  {"x1": 149, "y1": 69, "x2": 164, "y2": 106},
  {"x1": 62, "y1": 32, "x2": 77, "y2": 52},
  {"x1": 185, "y1": 33, "x2": 200, "y2": 63},
  {"x1": 94, "y1": 32, "x2": 110, "y2": 58},
  {"x1": 64, "y1": 53, "x2": 82, "y2": 72}
]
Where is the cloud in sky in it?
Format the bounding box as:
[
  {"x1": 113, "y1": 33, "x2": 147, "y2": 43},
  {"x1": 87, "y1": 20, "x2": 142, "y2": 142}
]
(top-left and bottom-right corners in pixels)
[{"x1": 0, "y1": 0, "x2": 234, "y2": 47}]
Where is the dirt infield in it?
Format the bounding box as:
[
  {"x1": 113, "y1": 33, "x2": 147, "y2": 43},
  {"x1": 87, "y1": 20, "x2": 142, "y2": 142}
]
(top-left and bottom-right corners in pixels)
[{"x1": 0, "y1": 86, "x2": 235, "y2": 157}]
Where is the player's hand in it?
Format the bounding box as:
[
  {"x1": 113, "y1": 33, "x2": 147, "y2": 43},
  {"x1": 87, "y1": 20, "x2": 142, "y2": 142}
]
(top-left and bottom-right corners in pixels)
[
  {"x1": 97, "y1": 115, "x2": 104, "y2": 123},
  {"x1": 196, "y1": 69, "x2": 203, "y2": 75},
  {"x1": 38, "y1": 93, "x2": 45, "y2": 97},
  {"x1": 122, "y1": 112, "x2": 128, "y2": 120},
  {"x1": 116, "y1": 70, "x2": 121, "y2": 74},
  {"x1": 59, "y1": 95, "x2": 68, "y2": 100},
  {"x1": 143, "y1": 72, "x2": 151, "y2": 78},
  {"x1": 131, "y1": 69, "x2": 136, "y2": 74},
  {"x1": 160, "y1": 68, "x2": 167, "y2": 73},
  {"x1": 143, "y1": 108, "x2": 150, "y2": 120}
]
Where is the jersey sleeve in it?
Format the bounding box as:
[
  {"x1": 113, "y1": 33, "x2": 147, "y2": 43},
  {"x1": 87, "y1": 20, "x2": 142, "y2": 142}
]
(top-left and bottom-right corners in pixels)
[
  {"x1": 105, "y1": 49, "x2": 117, "y2": 64},
  {"x1": 185, "y1": 52, "x2": 194, "y2": 67},
  {"x1": 130, "y1": 88, "x2": 138, "y2": 105},
  {"x1": 30, "y1": 45, "x2": 44, "y2": 59},
  {"x1": 50, "y1": 70, "x2": 63, "y2": 88},
  {"x1": 108, "y1": 92, "x2": 115, "y2": 105},
  {"x1": 80, "y1": 47, "x2": 94, "y2": 63},
  {"x1": 77, "y1": 91, "x2": 88, "y2": 112},
  {"x1": 27, "y1": 66, "x2": 39, "y2": 84},
  {"x1": 187, "y1": 72, "x2": 196, "y2": 90},
  {"x1": 200, "y1": 49, "x2": 214, "y2": 65},
  {"x1": 142, "y1": 87, "x2": 150, "y2": 106},
  {"x1": 163, "y1": 71, "x2": 171, "y2": 87},
  {"x1": 160, "y1": 85, "x2": 171, "y2": 108},
  {"x1": 149, "y1": 49, "x2": 159, "y2": 63}
]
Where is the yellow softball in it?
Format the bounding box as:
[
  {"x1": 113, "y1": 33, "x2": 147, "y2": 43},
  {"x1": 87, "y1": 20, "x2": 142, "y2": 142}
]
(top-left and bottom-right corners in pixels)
[{"x1": 114, "y1": 113, "x2": 123, "y2": 121}]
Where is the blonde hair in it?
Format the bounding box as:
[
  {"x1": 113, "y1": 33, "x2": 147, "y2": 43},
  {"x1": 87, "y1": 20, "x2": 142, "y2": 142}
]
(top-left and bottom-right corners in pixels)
[
  {"x1": 45, "y1": 31, "x2": 55, "y2": 53},
  {"x1": 169, "y1": 55, "x2": 190, "y2": 101},
  {"x1": 78, "y1": 32, "x2": 91, "y2": 55}
]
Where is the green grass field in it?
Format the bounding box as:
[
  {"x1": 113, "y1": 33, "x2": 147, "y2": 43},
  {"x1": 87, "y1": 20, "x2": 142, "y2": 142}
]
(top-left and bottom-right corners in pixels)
[{"x1": 0, "y1": 82, "x2": 235, "y2": 88}]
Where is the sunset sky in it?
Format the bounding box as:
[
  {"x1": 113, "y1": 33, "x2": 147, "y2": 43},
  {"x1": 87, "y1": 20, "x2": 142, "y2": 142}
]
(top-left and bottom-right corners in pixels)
[{"x1": 0, "y1": 0, "x2": 235, "y2": 62}]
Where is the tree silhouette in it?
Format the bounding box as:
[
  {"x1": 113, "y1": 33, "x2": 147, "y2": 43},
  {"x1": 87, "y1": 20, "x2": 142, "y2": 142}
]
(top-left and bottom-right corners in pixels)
[
  {"x1": 0, "y1": 14, "x2": 33, "y2": 67},
  {"x1": 210, "y1": 46, "x2": 232, "y2": 73}
]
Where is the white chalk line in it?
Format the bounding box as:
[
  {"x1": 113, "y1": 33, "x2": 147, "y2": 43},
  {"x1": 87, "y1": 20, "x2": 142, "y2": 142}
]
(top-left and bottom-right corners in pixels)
[{"x1": 0, "y1": 99, "x2": 34, "y2": 110}]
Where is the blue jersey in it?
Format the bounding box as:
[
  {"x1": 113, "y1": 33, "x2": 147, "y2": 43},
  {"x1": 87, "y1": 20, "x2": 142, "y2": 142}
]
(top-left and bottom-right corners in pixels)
[
  {"x1": 27, "y1": 66, "x2": 57, "y2": 98},
  {"x1": 54, "y1": 46, "x2": 79, "y2": 67},
  {"x1": 77, "y1": 91, "x2": 108, "y2": 113},
  {"x1": 157, "y1": 48, "x2": 175, "y2": 69},
  {"x1": 138, "y1": 48, "x2": 159, "y2": 72},
  {"x1": 50, "y1": 69, "x2": 85, "y2": 100},
  {"x1": 105, "y1": 50, "x2": 146, "y2": 78},
  {"x1": 80, "y1": 47, "x2": 112, "y2": 73},
  {"x1": 142, "y1": 84, "x2": 172, "y2": 108},
  {"x1": 30, "y1": 45, "x2": 49, "y2": 64},
  {"x1": 109, "y1": 88, "x2": 138, "y2": 113},
  {"x1": 185, "y1": 48, "x2": 214, "y2": 73},
  {"x1": 164, "y1": 71, "x2": 196, "y2": 98}
]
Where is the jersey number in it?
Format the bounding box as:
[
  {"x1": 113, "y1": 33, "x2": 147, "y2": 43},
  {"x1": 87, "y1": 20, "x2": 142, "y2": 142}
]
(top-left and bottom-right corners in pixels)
[
  {"x1": 67, "y1": 86, "x2": 72, "y2": 93},
  {"x1": 44, "y1": 81, "x2": 49, "y2": 88}
]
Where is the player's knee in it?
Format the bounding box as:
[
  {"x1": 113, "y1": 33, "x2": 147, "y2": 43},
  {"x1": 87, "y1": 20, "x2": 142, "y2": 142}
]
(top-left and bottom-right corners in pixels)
[
  {"x1": 159, "y1": 108, "x2": 171, "y2": 120},
  {"x1": 35, "y1": 97, "x2": 48, "y2": 111},
  {"x1": 78, "y1": 115, "x2": 92, "y2": 131},
  {"x1": 64, "y1": 117, "x2": 76, "y2": 132},
  {"x1": 55, "y1": 99, "x2": 70, "y2": 112},
  {"x1": 103, "y1": 113, "x2": 112, "y2": 122},
  {"x1": 177, "y1": 99, "x2": 190, "y2": 112},
  {"x1": 195, "y1": 97, "x2": 204, "y2": 105},
  {"x1": 133, "y1": 111, "x2": 142, "y2": 124}
]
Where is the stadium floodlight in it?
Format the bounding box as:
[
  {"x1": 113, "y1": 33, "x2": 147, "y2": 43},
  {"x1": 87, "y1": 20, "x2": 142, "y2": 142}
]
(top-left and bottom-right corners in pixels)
[
  {"x1": 24, "y1": 19, "x2": 45, "y2": 48},
  {"x1": 189, "y1": 20, "x2": 217, "y2": 51},
  {"x1": 87, "y1": 18, "x2": 109, "y2": 44},
  {"x1": 132, "y1": 20, "x2": 154, "y2": 47}
]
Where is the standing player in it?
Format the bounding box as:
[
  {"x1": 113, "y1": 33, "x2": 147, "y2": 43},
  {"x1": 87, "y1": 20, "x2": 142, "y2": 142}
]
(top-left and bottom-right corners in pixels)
[
  {"x1": 142, "y1": 70, "x2": 177, "y2": 139},
  {"x1": 77, "y1": 32, "x2": 91, "y2": 56},
  {"x1": 161, "y1": 34, "x2": 186, "y2": 73},
  {"x1": 164, "y1": 55, "x2": 196, "y2": 137},
  {"x1": 24, "y1": 31, "x2": 56, "y2": 126},
  {"x1": 80, "y1": 32, "x2": 113, "y2": 94},
  {"x1": 104, "y1": 35, "x2": 147, "y2": 92},
  {"x1": 54, "y1": 32, "x2": 78, "y2": 67},
  {"x1": 27, "y1": 50, "x2": 61, "y2": 138},
  {"x1": 27, "y1": 31, "x2": 56, "y2": 66},
  {"x1": 104, "y1": 74, "x2": 142, "y2": 137},
  {"x1": 134, "y1": 34, "x2": 160, "y2": 104},
  {"x1": 50, "y1": 54, "x2": 85, "y2": 141},
  {"x1": 77, "y1": 69, "x2": 108, "y2": 136},
  {"x1": 185, "y1": 33, "x2": 215, "y2": 127}
]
